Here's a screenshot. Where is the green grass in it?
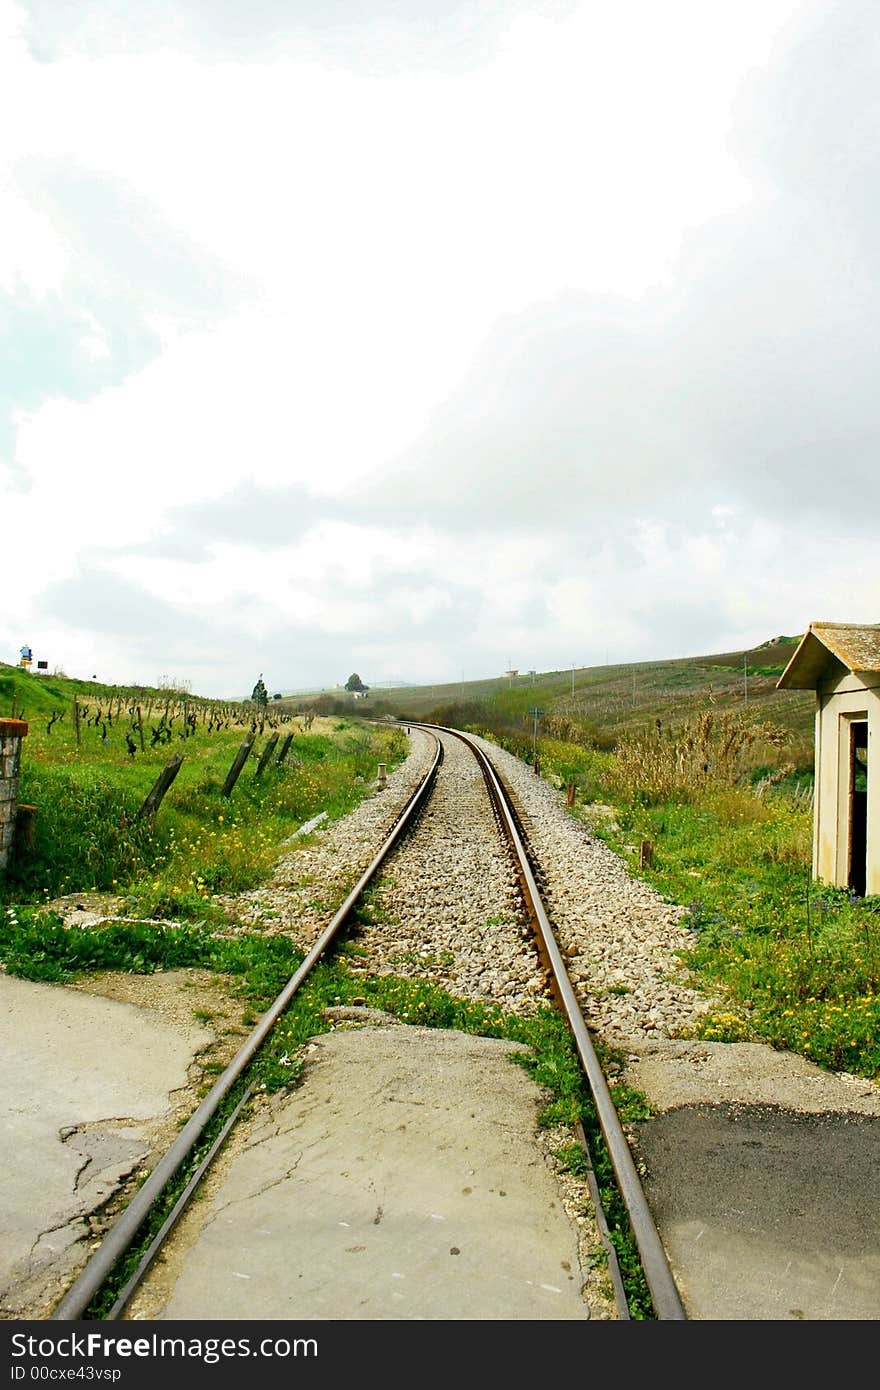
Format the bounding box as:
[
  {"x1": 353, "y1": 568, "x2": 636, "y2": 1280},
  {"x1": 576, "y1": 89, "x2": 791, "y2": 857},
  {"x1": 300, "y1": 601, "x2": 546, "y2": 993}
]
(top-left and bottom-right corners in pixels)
[
  {"x1": 586, "y1": 787, "x2": 880, "y2": 1077},
  {"x1": 478, "y1": 728, "x2": 880, "y2": 1082},
  {"x1": 1, "y1": 664, "x2": 407, "y2": 915},
  {"x1": 0, "y1": 903, "x2": 305, "y2": 998}
]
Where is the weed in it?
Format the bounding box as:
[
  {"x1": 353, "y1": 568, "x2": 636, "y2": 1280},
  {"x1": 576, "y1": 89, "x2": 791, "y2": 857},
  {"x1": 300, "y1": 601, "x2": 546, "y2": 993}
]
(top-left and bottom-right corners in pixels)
[{"x1": 556, "y1": 1141, "x2": 590, "y2": 1177}]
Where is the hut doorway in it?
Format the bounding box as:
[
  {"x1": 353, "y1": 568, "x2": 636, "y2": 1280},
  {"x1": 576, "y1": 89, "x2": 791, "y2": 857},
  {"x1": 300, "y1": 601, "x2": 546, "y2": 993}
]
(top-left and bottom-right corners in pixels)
[{"x1": 849, "y1": 720, "x2": 869, "y2": 897}]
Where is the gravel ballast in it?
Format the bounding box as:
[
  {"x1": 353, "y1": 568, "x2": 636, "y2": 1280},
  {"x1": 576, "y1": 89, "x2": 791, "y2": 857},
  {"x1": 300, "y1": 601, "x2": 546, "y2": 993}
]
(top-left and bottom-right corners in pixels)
[
  {"x1": 464, "y1": 731, "x2": 715, "y2": 1043},
  {"x1": 236, "y1": 726, "x2": 713, "y2": 1046}
]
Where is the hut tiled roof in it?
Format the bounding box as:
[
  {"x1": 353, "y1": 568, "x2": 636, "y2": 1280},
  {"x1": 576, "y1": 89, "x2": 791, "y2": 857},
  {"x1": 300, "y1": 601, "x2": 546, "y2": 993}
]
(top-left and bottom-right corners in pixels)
[{"x1": 777, "y1": 622, "x2": 880, "y2": 689}]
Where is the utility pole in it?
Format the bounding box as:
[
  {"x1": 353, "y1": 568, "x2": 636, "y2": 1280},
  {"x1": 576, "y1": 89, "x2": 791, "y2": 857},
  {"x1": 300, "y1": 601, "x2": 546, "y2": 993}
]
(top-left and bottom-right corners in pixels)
[
  {"x1": 571, "y1": 663, "x2": 575, "y2": 698},
  {"x1": 744, "y1": 654, "x2": 749, "y2": 705}
]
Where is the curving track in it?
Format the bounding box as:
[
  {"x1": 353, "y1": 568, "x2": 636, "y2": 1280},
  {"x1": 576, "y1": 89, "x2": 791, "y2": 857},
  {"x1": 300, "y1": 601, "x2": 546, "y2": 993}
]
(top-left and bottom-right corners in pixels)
[{"x1": 50, "y1": 724, "x2": 684, "y2": 1322}]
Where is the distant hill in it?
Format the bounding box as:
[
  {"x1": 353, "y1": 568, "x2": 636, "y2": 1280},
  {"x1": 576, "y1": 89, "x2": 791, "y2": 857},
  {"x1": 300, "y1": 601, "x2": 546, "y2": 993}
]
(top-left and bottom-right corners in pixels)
[{"x1": 344, "y1": 635, "x2": 812, "y2": 763}]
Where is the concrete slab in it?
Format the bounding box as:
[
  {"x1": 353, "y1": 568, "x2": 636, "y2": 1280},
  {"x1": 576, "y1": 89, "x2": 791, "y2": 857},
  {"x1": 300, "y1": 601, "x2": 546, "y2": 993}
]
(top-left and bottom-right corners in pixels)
[
  {"x1": 18, "y1": 968, "x2": 877, "y2": 1324},
  {"x1": 0, "y1": 973, "x2": 212, "y2": 1317},
  {"x1": 126, "y1": 1026, "x2": 595, "y2": 1322},
  {"x1": 623, "y1": 1040, "x2": 880, "y2": 1320},
  {"x1": 622, "y1": 1040, "x2": 880, "y2": 1116}
]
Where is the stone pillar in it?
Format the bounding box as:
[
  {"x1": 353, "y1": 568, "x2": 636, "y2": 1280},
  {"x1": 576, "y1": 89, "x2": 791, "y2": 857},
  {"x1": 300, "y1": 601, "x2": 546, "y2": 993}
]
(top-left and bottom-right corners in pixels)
[{"x1": 0, "y1": 719, "x2": 28, "y2": 873}]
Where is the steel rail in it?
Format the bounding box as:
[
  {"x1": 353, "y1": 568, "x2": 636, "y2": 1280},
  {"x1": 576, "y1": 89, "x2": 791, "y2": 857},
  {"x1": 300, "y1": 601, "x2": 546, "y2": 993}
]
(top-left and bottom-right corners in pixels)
[
  {"x1": 430, "y1": 723, "x2": 687, "y2": 1321},
  {"x1": 52, "y1": 731, "x2": 443, "y2": 1321},
  {"x1": 107, "y1": 1081, "x2": 256, "y2": 1319}
]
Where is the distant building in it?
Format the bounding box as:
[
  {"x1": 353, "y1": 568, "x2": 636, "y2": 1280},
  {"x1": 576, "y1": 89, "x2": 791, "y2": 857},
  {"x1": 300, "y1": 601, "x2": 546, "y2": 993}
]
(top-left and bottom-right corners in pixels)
[
  {"x1": 504, "y1": 669, "x2": 519, "y2": 679},
  {"x1": 777, "y1": 622, "x2": 880, "y2": 896}
]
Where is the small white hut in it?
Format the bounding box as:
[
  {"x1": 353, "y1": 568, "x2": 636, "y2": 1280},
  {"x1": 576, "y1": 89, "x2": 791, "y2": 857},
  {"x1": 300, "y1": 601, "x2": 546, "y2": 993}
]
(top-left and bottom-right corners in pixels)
[{"x1": 777, "y1": 622, "x2": 880, "y2": 897}]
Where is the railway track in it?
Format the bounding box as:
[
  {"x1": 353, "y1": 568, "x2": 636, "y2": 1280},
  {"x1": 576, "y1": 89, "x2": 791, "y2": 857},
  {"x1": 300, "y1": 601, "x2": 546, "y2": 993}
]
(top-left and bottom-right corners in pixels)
[{"x1": 50, "y1": 724, "x2": 685, "y2": 1322}]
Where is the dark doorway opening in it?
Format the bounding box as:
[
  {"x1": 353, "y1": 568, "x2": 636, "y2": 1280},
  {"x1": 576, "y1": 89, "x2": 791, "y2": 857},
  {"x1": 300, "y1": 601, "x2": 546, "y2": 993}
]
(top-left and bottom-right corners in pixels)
[{"x1": 849, "y1": 721, "x2": 868, "y2": 897}]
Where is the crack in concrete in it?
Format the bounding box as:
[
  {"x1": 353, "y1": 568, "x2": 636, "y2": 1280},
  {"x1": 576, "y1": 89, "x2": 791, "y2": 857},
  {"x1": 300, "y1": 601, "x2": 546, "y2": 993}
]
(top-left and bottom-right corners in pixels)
[
  {"x1": 72, "y1": 1153, "x2": 92, "y2": 1192},
  {"x1": 25, "y1": 1215, "x2": 80, "y2": 1268},
  {"x1": 200, "y1": 1154, "x2": 305, "y2": 1231}
]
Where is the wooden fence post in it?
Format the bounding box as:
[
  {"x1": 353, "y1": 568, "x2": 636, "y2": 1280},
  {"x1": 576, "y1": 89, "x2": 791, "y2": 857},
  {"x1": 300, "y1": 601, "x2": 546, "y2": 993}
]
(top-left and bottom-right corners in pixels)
[
  {"x1": 276, "y1": 733, "x2": 294, "y2": 764},
  {"x1": 74, "y1": 698, "x2": 81, "y2": 749},
  {"x1": 222, "y1": 732, "x2": 255, "y2": 797},
  {"x1": 566, "y1": 783, "x2": 575, "y2": 808},
  {"x1": 137, "y1": 752, "x2": 184, "y2": 821},
  {"x1": 254, "y1": 733, "x2": 279, "y2": 779}
]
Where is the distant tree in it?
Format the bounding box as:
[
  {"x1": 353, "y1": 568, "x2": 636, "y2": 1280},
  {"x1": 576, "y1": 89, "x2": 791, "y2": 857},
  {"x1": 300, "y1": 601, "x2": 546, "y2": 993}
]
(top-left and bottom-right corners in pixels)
[
  {"x1": 251, "y1": 674, "x2": 268, "y2": 706},
  {"x1": 345, "y1": 673, "x2": 369, "y2": 693}
]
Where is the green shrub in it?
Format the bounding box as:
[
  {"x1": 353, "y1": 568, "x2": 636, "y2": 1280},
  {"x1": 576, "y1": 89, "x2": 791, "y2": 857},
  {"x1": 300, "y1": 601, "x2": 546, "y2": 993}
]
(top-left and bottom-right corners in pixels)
[{"x1": 7, "y1": 769, "x2": 154, "y2": 897}]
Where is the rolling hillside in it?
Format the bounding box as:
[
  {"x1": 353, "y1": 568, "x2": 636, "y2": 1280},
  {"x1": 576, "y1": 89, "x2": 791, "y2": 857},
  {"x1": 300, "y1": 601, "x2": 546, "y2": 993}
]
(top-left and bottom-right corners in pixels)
[{"x1": 357, "y1": 635, "x2": 813, "y2": 763}]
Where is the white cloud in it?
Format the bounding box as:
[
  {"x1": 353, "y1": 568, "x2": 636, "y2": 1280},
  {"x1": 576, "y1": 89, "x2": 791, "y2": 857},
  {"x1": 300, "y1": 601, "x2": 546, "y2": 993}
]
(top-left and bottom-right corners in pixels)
[{"x1": 5, "y1": 0, "x2": 874, "y2": 696}]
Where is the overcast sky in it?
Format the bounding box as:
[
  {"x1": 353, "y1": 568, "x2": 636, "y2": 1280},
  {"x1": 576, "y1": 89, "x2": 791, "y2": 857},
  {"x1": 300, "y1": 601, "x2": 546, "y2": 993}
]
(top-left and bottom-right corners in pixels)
[{"x1": 3, "y1": 0, "x2": 879, "y2": 697}]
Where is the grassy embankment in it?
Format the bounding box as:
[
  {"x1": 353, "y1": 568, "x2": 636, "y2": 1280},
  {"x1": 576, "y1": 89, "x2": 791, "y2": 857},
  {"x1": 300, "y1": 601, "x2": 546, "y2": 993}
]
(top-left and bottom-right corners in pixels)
[
  {"x1": 384, "y1": 639, "x2": 880, "y2": 1081},
  {"x1": 0, "y1": 663, "x2": 407, "y2": 919}
]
